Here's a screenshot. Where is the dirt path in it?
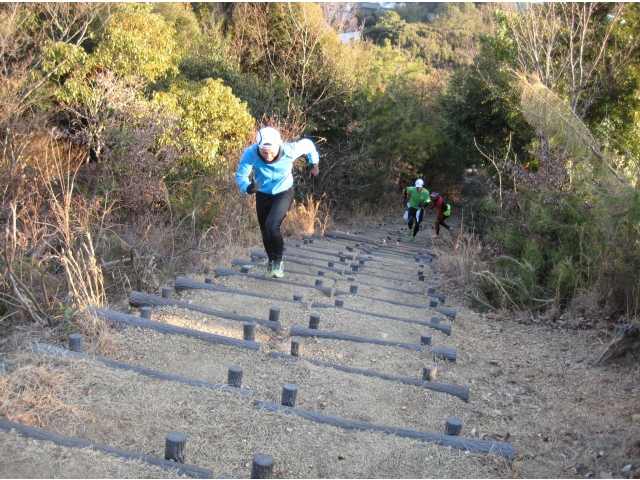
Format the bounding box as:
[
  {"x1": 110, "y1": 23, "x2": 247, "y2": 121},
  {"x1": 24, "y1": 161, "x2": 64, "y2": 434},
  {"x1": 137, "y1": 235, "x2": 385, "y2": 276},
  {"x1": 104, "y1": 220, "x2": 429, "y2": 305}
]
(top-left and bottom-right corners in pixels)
[{"x1": 0, "y1": 216, "x2": 638, "y2": 478}]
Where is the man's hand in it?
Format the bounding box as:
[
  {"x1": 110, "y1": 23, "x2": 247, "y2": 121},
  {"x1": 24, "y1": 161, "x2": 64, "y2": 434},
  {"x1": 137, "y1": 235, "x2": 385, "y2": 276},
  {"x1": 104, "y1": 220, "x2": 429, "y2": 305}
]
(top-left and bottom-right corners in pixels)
[
  {"x1": 308, "y1": 163, "x2": 319, "y2": 179},
  {"x1": 246, "y1": 181, "x2": 260, "y2": 194}
]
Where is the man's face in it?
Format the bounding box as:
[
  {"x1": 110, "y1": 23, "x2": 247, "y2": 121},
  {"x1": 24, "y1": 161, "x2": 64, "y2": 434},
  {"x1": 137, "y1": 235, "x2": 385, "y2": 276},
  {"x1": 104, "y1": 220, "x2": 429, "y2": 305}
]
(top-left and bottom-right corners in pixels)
[
  {"x1": 259, "y1": 145, "x2": 279, "y2": 162},
  {"x1": 416, "y1": 187, "x2": 423, "y2": 192}
]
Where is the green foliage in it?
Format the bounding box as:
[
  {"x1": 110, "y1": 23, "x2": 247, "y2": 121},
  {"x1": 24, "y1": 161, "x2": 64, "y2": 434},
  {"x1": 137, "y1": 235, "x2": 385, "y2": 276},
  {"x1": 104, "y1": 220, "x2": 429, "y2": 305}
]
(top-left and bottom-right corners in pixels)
[
  {"x1": 153, "y1": 78, "x2": 254, "y2": 176},
  {"x1": 93, "y1": 3, "x2": 179, "y2": 83},
  {"x1": 364, "y1": 4, "x2": 495, "y2": 69},
  {"x1": 227, "y1": 2, "x2": 367, "y2": 133},
  {"x1": 437, "y1": 54, "x2": 535, "y2": 169}
]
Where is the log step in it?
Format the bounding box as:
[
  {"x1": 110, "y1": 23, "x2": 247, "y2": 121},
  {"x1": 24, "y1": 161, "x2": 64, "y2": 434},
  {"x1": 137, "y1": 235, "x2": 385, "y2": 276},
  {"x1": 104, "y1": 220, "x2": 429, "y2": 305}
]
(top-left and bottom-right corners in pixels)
[
  {"x1": 290, "y1": 326, "x2": 456, "y2": 361},
  {"x1": 254, "y1": 402, "x2": 513, "y2": 458},
  {"x1": 90, "y1": 307, "x2": 261, "y2": 351},
  {"x1": 129, "y1": 290, "x2": 281, "y2": 331},
  {"x1": 268, "y1": 351, "x2": 468, "y2": 401}
]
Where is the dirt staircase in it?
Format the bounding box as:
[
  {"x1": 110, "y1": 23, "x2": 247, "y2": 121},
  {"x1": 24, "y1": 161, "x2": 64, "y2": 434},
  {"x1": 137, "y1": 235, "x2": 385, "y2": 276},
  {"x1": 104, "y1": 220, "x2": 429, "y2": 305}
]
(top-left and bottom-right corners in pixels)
[{"x1": 2, "y1": 220, "x2": 517, "y2": 478}]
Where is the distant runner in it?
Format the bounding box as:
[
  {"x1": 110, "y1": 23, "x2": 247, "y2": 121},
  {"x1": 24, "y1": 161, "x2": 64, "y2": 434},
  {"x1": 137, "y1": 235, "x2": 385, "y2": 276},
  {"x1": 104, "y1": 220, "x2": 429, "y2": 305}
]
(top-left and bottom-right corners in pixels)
[
  {"x1": 428, "y1": 192, "x2": 452, "y2": 238},
  {"x1": 403, "y1": 179, "x2": 431, "y2": 243}
]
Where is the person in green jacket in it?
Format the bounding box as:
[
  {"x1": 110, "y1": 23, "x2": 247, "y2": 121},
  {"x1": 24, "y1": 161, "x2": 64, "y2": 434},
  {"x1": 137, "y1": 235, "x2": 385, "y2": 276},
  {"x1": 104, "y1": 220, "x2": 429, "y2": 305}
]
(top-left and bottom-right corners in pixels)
[{"x1": 403, "y1": 179, "x2": 431, "y2": 242}]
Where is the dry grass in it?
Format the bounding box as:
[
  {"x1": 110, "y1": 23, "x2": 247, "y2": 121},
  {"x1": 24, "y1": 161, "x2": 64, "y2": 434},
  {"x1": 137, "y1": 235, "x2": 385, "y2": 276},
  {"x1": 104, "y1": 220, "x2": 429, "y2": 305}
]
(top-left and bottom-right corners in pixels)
[{"x1": 282, "y1": 194, "x2": 334, "y2": 237}]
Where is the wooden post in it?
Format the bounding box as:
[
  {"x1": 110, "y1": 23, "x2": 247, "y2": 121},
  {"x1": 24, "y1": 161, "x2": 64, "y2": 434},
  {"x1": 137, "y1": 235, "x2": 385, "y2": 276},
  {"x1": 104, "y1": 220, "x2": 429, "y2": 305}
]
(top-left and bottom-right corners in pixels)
[
  {"x1": 243, "y1": 322, "x2": 256, "y2": 342},
  {"x1": 315, "y1": 279, "x2": 323, "y2": 287},
  {"x1": 293, "y1": 294, "x2": 303, "y2": 302},
  {"x1": 328, "y1": 261, "x2": 334, "y2": 267},
  {"x1": 429, "y1": 299, "x2": 438, "y2": 308},
  {"x1": 420, "y1": 334, "x2": 432, "y2": 346},
  {"x1": 269, "y1": 307, "x2": 280, "y2": 323},
  {"x1": 317, "y1": 270, "x2": 324, "y2": 276},
  {"x1": 241, "y1": 266, "x2": 250, "y2": 274},
  {"x1": 349, "y1": 285, "x2": 358, "y2": 294},
  {"x1": 423, "y1": 365, "x2": 437, "y2": 381},
  {"x1": 204, "y1": 276, "x2": 214, "y2": 284},
  {"x1": 335, "y1": 299, "x2": 344, "y2": 308},
  {"x1": 418, "y1": 275, "x2": 425, "y2": 282},
  {"x1": 347, "y1": 246, "x2": 353, "y2": 252},
  {"x1": 140, "y1": 306, "x2": 152, "y2": 319},
  {"x1": 251, "y1": 454, "x2": 274, "y2": 479},
  {"x1": 445, "y1": 418, "x2": 462, "y2": 436},
  {"x1": 309, "y1": 314, "x2": 320, "y2": 329},
  {"x1": 165, "y1": 432, "x2": 187, "y2": 463},
  {"x1": 281, "y1": 384, "x2": 298, "y2": 407},
  {"x1": 228, "y1": 366, "x2": 243, "y2": 388},
  {"x1": 161, "y1": 287, "x2": 172, "y2": 299},
  {"x1": 359, "y1": 259, "x2": 365, "y2": 265},
  {"x1": 347, "y1": 277, "x2": 355, "y2": 282},
  {"x1": 428, "y1": 287, "x2": 436, "y2": 294},
  {"x1": 351, "y1": 265, "x2": 359, "y2": 272},
  {"x1": 290, "y1": 338, "x2": 302, "y2": 357},
  {"x1": 68, "y1": 334, "x2": 83, "y2": 353},
  {"x1": 251, "y1": 256, "x2": 258, "y2": 263},
  {"x1": 304, "y1": 239, "x2": 309, "y2": 245}
]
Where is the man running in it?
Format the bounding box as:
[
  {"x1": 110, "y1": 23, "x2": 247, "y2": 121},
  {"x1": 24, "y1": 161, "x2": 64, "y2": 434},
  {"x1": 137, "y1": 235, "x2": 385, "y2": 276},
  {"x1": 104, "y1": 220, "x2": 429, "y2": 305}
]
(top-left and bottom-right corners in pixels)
[
  {"x1": 236, "y1": 126, "x2": 319, "y2": 278},
  {"x1": 428, "y1": 192, "x2": 452, "y2": 238},
  {"x1": 403, "y1": 179, "x2": 430, "y2": 243}
]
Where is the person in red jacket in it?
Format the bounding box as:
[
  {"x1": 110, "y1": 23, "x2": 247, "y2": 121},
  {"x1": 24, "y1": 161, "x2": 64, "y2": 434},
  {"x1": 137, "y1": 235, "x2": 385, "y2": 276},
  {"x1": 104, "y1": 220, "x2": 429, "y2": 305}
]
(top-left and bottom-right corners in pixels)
[{"x1": 428, "y1": 192, "x2": 452, "y2": 238}]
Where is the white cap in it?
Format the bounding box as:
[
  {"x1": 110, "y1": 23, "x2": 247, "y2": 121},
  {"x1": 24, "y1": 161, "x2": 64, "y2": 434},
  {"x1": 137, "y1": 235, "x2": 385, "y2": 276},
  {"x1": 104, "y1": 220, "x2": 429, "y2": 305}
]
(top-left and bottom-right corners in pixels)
[
  {"x1": 415, "y1": 179, "x2": 424, "y2": 188},
  {"x1": 256, "y1": 127, "x2": 282, "y2": 149}
]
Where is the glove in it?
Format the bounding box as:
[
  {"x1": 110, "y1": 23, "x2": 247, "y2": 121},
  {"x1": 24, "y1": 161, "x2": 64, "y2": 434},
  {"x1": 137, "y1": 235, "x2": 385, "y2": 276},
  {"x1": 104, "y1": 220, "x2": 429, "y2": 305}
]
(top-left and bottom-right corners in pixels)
[
  {"x1": 246, "y1": 181, "x2": 259, "y2": 194},
  {"x1": 308, "y1": 163, "x2": 319, "y2": 179}
]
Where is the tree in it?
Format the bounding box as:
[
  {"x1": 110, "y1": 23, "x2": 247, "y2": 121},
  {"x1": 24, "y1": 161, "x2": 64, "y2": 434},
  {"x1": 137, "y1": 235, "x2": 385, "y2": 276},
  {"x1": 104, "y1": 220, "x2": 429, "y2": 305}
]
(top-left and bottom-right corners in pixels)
[
  {"x1": 228, "y1": 2, "x2": 367, "y2": 134},
  {"x1": 52, "y1": 3, "x2": 180, "y2": 161},
  {"x1": 153, "y1": 78, "x2": 254, "y2": 176}
]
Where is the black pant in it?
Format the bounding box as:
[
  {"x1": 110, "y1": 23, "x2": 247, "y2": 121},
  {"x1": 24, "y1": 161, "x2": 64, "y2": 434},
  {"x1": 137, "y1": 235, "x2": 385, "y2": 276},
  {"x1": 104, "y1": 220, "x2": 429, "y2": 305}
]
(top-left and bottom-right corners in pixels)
[
  {"x1": 256, "y1": 187, "x2": 295, "y2": 262},
  {"x1": 407, "y1": 207, "x2": 424, "y2": 236}
]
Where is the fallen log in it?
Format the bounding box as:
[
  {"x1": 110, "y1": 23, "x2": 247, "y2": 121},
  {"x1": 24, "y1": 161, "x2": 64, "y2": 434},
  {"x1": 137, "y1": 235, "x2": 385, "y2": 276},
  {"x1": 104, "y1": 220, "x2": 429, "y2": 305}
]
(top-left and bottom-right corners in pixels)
[
  {"x1": 129, "y1": 290, "x2": 280, "y2": 331},
  {"x1": 289, "y1": 326, "x2": 456, "y2": 361},
  {"x1": 311, "y1": 301, "x2": 451, "y2": 335},
  {"x1": 334, "y1": 289, "x2": 445, "y2": 304},
  {"x1": 35, "y1": 343, "x2": 257, "y2": 397},
  {"x1": 174, "y1": 276, "x2": 306, "y2": 306},
  {"x1": 267, "y1": 351, "x2": 468, "y2": 401},
  {"x1": 332, "y1": 291, "x2": 456, "y2": 317},
  {"x1": 90, "y1": 307, "x2": 261, "y2": 351},
  {"x1": 592, "y1": 325, "x2": 640, "y2": 366},
  {"x1": 213, "y1": 268, "x2": 332, "y2": 296},
  {"x1": 0, "y1": 419, "x2": 212, "y2": 478},
  {"x1": 254, "y1": 402, "x2": 514, "y2": 458}
]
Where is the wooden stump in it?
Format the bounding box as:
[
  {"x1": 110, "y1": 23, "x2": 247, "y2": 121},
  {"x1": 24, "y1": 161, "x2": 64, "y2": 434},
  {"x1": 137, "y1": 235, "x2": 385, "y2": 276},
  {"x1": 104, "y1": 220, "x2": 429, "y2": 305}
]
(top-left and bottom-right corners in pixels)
[
  {"x1": 165, "y1": 432, "x2": 187, "y2": 463},
  {"x1": 281, "y1": 384, "x2": 298, "y2": 407},
  {"x1": 593, "y1": 325, "x2": 640, "y2": 366},
  {"x1": 445, "y1": 418, "x2": 462, "y2": 436},
  {"x1": 243, "y1": 322, "x2": 256, "y2": 342},
  {"x1": 251, "y1": 454, "x2": 274, "y2": 479},
  {"x1": 68, "y1": 334, "x2": 83, "y2": 353},
  {"x1": 423, "y1": 365, "x2": 437, "y2": 381}
]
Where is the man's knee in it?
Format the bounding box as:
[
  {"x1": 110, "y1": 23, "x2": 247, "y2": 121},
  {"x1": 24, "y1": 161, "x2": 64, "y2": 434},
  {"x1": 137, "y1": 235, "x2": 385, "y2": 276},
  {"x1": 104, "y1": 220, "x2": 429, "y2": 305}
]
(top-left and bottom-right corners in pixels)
[{"x1": 265, "y1": 220, "x2": 282, "y2": 236}]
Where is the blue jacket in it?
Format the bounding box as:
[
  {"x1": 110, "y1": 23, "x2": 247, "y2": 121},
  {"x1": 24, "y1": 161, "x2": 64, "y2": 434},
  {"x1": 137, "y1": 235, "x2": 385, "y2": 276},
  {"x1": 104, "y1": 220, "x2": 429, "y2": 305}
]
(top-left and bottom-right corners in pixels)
[{"x1": 236, "y1": 139, "x2": 319, "y2": 195}]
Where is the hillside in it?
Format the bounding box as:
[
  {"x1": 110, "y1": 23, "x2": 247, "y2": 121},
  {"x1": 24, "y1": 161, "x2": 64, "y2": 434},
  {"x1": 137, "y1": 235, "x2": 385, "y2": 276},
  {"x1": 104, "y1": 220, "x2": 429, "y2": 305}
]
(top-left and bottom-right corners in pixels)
[{"x1": 1, "y1": 210, "x2": 638, "y2": 479}]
